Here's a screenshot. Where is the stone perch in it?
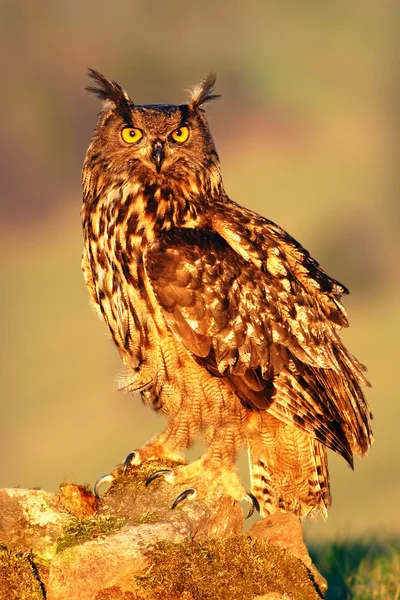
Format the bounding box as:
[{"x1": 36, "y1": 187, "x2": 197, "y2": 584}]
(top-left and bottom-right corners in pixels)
[{"x1": 0, "y1": 460, "x2": 327, "y2": 599}]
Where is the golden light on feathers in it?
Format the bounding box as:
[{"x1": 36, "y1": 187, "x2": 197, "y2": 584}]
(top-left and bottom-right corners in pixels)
[
  {"x1": 188, "y1": 73, "x2": 220, "y2": 111},
  {"x1": 82, "y1": 70, "x2": 373, "y2": 519}
]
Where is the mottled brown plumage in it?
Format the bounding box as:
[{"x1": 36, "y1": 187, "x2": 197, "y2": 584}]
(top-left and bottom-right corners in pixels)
[{"x1": 82, "y1": 70, "x2": 373, "y2": 518}]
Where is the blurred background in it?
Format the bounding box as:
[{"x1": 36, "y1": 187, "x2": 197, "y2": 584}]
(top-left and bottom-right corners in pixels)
[{"x1": 1, "y1": 0, "x2": 399, "y2": 546}]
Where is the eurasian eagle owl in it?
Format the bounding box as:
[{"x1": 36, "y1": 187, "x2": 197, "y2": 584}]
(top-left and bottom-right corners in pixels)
[{"x1": 82, "y1": 70, "x2": 373, "y2": 518}]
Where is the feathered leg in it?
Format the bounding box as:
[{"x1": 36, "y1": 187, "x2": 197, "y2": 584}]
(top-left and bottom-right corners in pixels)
[{"x1": 247, "y1": 411, "x2": 331, "y2": 519}]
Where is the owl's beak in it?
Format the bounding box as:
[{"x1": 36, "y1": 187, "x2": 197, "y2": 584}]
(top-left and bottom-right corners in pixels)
[{"x1": 152, "y1": 143, "x2": 165, "y2": 174}]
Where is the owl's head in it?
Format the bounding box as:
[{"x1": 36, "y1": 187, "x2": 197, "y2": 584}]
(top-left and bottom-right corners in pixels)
[{"x1": 85, "y1": 69, "x2": 221, "y2": 185}]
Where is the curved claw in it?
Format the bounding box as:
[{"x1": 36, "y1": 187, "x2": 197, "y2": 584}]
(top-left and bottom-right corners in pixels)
[
  {"x1": 145, "y1": 469, "x2": 172, "y2": 487},
  {"x1": 93, "y1": 474, "x2": 114, "y2": 500},
  {"x1": 245, "y1": 492, "x2": 260, "y2": 519},
  {"x1": 171, "y1": 488, "x2": 196, "y2": 510},
  {"x1": 123, "y1": 451, "x2": 137, "y2": 473}
]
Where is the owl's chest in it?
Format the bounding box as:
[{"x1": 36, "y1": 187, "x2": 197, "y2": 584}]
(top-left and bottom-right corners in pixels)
[{"x1": 85, "y1": 216, "x2": 159, "y2": 355}]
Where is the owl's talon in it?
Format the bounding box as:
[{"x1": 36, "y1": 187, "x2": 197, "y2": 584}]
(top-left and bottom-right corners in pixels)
[
  {"x1": 244, "y1": 492, "x2": 260, "y2": 518},
  {"x1": 145, "y1": 469, "x2": 172, "y2": 487},
  {"x1": 93, "y1": 474, "x2": 114, "y2": 500},
  {"x1": 171, "y1": 488, "x2": 196, "y2": 509},
  {"x1": 123, "y1": 450, "x2": 138, "y2": 473}
]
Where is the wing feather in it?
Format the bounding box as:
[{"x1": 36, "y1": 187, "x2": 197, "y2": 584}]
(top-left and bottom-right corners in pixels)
[{"x1": 144, "y1": 224, "x2": 372, "y2": 463}]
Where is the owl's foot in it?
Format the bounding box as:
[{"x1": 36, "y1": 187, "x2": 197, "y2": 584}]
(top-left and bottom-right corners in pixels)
[
  {"x1": 146, "y1": 459, "x2": 259, "y2": 517},
  {"x1": 167, "y1": 482, "x2": 257, "y2": 517},
  {"x1": 93, "y1": 448, "x2": 185, "y2": 499},
  {"x1": 123, "y1": 447, "x2": 184, "y2": 472}
]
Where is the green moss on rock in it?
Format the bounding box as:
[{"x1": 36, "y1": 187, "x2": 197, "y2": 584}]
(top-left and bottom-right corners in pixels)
[
  {"x1": 137, "y1": 535, "x2": 322, "y2": 600},
  {"x1": 57, "y1": 515, "x2": 125, "y2": 553},
  {"x1": 133, "y1": 511, "x2": 161, "y2": 524}
]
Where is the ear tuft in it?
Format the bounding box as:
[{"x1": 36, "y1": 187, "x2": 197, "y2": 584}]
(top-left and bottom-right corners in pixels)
[
  {"x1": 85, "y1": 69, "x2": 133, "y2": 109},
  {"x1": 188, "y1": 73, "x2": 220, "y2": 111}
]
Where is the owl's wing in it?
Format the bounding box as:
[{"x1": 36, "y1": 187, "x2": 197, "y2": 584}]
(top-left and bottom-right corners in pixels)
[
  {"x1": 145, "y1": 226, "x2": 372, "y2": 464},
  {"x1": 211, "y1": 198, "x2": 351, "y2": 330}
]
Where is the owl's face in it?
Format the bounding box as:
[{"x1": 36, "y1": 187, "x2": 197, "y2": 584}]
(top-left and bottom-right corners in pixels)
[{"x1": 86, "y1": 71, "x2": 220, "y2": 184}]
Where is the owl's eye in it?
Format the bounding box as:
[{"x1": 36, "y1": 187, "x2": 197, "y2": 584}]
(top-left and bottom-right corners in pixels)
[
  {"x1": 171, "y1": 126, "x2": 190, "y2": 143},
  {"x1": 121, "y1": 127, "x2": 143, "y2": 144}
]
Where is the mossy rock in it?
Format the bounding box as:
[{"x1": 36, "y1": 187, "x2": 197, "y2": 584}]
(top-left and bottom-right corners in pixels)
[
  {"x1": 138, "y1": 535, "x2": 323, "y2": 600},
  {"x1": 0, "y1": 546, "x2": 45, "y2": 600},
  {"x1": 57, "y1": 514, "x2": 125, "y2": 553}
]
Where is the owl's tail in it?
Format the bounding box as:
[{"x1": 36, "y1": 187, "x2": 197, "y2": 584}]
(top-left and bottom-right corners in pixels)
[{"x1": 247, "y1": 412, "x2": 331, "y2": 519}]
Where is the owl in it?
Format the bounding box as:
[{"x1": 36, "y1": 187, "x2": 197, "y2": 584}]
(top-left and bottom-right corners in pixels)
[{"x1": 82, "y1": 70, "x2": 373, "y2": 518}]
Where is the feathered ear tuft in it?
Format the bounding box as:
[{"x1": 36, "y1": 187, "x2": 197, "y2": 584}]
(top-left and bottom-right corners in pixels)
[
  {"x1": 85, "y1": 68, "x2": 133, "y2": 110},
  {"x1": 188, "y1": 73, "x2": 220, "y2": 111}
]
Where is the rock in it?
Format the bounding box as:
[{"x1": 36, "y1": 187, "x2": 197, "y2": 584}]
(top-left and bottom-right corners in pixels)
[
  {"x1": 248, "y1": 513, "x2": 309, "y2": 559},
  {"x1": 47, "y1": 521, "x2": 190, "y2": 600},
  {"x1": 255, "y1": 595, "x2": 292, "y2": 599},
  {"x1": 248, "y1": 513, "x2": 327, "y2": 596},
  {"x1": 0, "y1": 463, "x2": 327, "y2": 599},
  {"x1": 131, "y1": 535, "x2": 322, "y2": 600},
  {"x1": 255, "y1": 595, "x2": 292, "y2": 600},
  {"x1": 0, "y1": 546, "x2": 45, "y2": 600},
  {"x1": 47, "y1": 459, "x2": 244, "y2": 599},
  {"x1": 58, "y1": 483, "x2": 98, "y2": 518},
  {"x1": 0, "y1": 488, "x2": 71, "y2": 561},
  {"x1": 97, "y1": 458, "x2": 244, "y2": 540}
]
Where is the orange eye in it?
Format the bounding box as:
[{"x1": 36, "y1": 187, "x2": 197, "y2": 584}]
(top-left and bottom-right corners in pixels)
[
  {"x1": 121, "y1": 127, "x2": 143, "y2": 144},
  {"x1": 171, "y1": 126, "x2": 190, "y2": 143}
]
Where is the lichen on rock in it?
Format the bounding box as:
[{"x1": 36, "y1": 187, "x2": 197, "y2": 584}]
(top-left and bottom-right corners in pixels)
[{"x1": 0, "y1": 488, "x2": 71, "y2": 561}]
